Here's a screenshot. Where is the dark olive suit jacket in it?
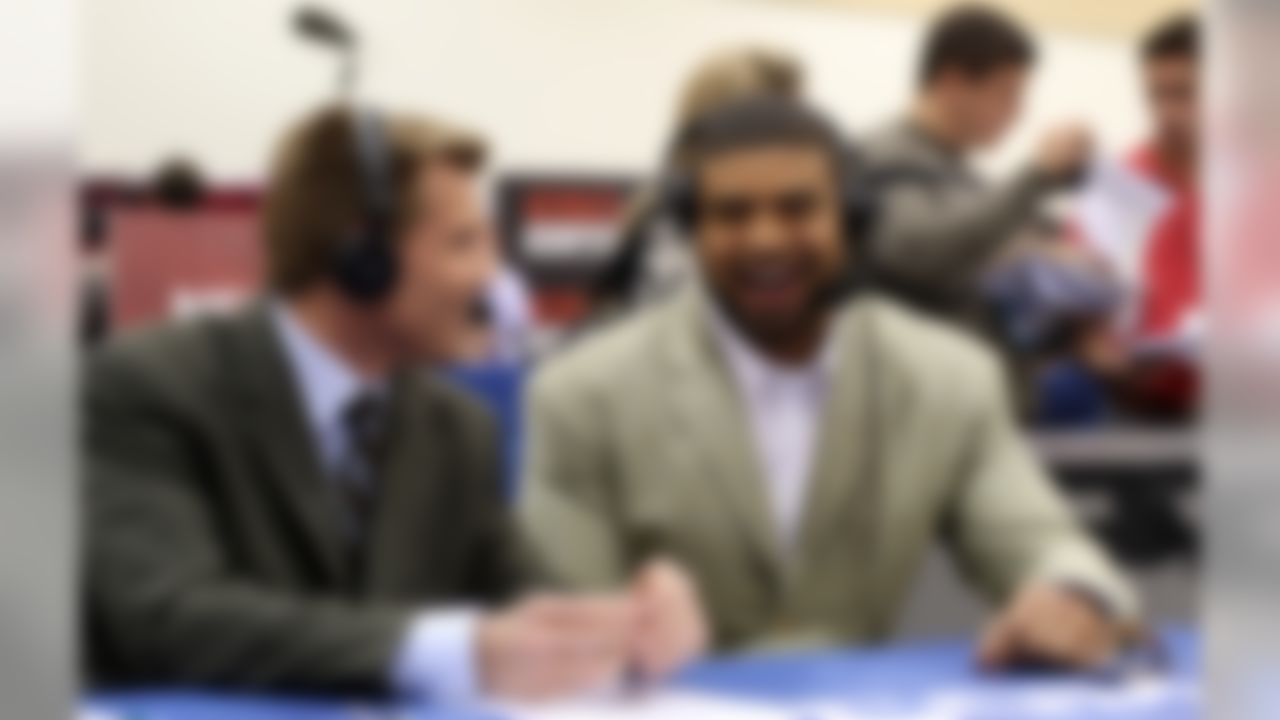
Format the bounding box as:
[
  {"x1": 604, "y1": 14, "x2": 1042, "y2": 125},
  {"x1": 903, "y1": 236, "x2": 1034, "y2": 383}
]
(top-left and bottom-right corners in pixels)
[{"x1": 84, "y1": 303, "x2": 518, "y2": 695}]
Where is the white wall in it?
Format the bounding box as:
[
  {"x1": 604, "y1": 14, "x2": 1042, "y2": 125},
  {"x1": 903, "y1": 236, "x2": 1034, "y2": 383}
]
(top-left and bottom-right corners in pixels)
[{"x1": 83, "y1": 0, "x2": 1150, "y2": 182}]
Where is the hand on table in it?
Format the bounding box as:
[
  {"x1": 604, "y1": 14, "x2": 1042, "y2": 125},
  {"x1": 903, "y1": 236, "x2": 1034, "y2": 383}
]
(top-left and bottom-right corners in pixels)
[
  {"x1": 628, "y1": 558, "x2": 710, "y2": 683},
  {"x1": 978, "y1": 583, "x2": 1122, "y2": 671},
  {"x1": 478, "y1": 592, "x2": 635, "y2": 701},
  {"x1": 476, "y1": 558, "x2": 706, "y2": 701}
]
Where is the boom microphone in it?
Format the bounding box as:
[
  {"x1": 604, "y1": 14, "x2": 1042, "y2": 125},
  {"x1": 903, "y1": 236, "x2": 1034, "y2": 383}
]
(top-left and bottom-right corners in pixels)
[
  {"x1": 294, "y1": 5, "x2": 355, "y2": 48},
  {"x1": 292, "y1": 5, "x2": 359, "y2": 98}
]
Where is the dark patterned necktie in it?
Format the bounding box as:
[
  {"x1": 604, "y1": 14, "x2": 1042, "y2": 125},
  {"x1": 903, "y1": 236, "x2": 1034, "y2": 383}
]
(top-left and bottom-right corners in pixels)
[{"x1": 336, "y1": 390, "x2": 392, "y2": 554}]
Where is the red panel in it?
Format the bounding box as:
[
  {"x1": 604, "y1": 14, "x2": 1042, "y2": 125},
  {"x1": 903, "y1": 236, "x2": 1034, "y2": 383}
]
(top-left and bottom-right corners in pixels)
[{"x1": 110, "y1": 209, "x2": 264, "y2": 330}]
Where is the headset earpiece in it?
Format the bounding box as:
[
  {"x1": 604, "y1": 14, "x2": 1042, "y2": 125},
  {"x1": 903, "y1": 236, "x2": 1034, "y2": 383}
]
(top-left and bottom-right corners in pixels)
[
  {"x1": 839, "y1": 143, "x2": 881, "y2": 242},
  {"x1": 333, "y1": 107, "x2": 399, "y2": 303},
  {"x1": 332, "y1": 219, "x2": 399, "y2": 303},
  {"x1": 660, "y1": 164, "x2": 698, "y2": 234},
  {"x1": 845, "y1": 192, "x2": 879, "y2": 245}
]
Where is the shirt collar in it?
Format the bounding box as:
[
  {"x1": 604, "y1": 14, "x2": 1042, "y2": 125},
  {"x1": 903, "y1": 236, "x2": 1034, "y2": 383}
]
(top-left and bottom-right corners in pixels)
[
  {"x1": 708, "y1": 305, "x2": 838, "y2": 400},
  {"x1": 270, "y1": 299, "x2": 378, "y2": 436}
]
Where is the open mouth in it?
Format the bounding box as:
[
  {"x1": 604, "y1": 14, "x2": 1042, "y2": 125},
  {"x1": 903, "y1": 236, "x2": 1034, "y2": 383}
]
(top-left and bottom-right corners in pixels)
[{"x1": 733, "y1": 262, "x2": 809, "y2": 312}]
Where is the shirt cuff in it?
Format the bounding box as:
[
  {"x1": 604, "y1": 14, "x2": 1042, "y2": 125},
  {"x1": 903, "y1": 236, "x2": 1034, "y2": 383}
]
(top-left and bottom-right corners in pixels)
[{"x1": 391, "y1": 607, "x2": 482, "y2": 704}]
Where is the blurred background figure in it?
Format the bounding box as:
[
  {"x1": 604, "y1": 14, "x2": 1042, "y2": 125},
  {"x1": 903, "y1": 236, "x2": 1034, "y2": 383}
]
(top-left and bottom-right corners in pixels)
[
  {"x1": 860, "y1": 3, "x2": 1094, "y2": 322},
  {"x1": 975, "y1": 13, "x2": 1201, "y2": 576},
  {"x1": 77, "y1": 156, "x2": 210, "y2": 347},
  {"x1": 78, "y1": 196, "x2": 113, "y2": 346},
  {"x1": 1055, "y1": 12, "x2": 1201, "y2": 426},
  {"x1": 979, "y1": 216, "x2": 1126, "y2": 422},
  {"x1": 1122, "y1": 12, "x2": 1200, "y2": 347},
  {"x1": 148, "y1": 156, "x2": 209, "y2": 212},
  {"x1": 591, "y1": 45, "x2": 805, "y2": 323}
]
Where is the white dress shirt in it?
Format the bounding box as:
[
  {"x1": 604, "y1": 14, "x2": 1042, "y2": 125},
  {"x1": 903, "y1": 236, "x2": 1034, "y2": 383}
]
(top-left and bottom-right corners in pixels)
[
  {"x1": 271, "y1": 302, "x2": 481, "y2": 703},
  {"x1": 711, "y1": 313, "x2": 838, "y2": 552}
]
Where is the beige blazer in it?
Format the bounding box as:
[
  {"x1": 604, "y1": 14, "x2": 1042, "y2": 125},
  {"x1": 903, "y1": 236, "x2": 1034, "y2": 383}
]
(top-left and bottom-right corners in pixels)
[{"x1": 518, "y1": 289, "x2": 1134, "y2": 651}]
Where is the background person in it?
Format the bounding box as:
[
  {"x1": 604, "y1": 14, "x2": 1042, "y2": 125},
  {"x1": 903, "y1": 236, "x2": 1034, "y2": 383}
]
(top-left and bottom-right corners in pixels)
[
  {"x1": 861, "y1": 3, "x2": 1094, "y2": 317},
  {"x1": 1122, "y1": 12, "x2": 1200, "y2": 348},
  {"x1": 521, "y1": 97, "x2": 1137, "y2": 669},
  {"x1": 1064, "y1": 13, "x2": 1202, "y2": 424}
]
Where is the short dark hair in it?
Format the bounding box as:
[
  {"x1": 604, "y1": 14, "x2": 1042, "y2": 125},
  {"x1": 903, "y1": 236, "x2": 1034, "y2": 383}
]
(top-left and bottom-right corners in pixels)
[
  {"x1": 674, "y1": 95, "x2": 847, "y2": 176},
  {"x1": 149, "y1": 156, "x2": 207, "y2": 211},
  {"x1": 262, "y1": 105, "x2": 485, "y2": 294},
  {"x1": 1142, "y1": 13, "x2": 1199, "y2": 62},
  {"x1": 918, "y1": 3, "x2": 1036, "y2": 87}
]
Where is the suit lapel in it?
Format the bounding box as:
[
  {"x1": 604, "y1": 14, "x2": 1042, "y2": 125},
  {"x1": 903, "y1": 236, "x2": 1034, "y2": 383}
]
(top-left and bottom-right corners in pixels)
[
  {"x1": 227, "y1": 303, "x2": 349, "y2": 585},
  {"x1": 662, "y1": 292, "x2": 782, "y2": 583},
  {"x1": 361, "y1": 374, "x2": 450, "y2": 595},
  {"x1": 795, "y1": 302, "x2": 880, "y2": 569}
]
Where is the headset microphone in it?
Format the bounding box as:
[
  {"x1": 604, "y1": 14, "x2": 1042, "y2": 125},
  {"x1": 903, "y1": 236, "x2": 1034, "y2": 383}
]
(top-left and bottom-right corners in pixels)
[
  {"x1": 294, "y1": 5, "x2": 358, "y2": 97},
  {"x1": 295, "y1": 5, "x2": 354, "y2": 47}
]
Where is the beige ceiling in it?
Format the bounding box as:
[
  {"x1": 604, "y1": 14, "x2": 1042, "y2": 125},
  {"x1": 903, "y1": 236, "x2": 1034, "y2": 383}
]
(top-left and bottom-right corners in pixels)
[{"x1": 762, "y1": 0, "x2": 1197, "y2": 37}]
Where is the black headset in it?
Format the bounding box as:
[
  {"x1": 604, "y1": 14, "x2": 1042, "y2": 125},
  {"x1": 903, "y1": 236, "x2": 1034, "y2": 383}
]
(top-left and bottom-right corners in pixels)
[
  {"x1": 661, "y1": 146, "x2": 879, "y2": 241},
  {"x1": 293, "y1": 6, "x2": 401, "y2": 303},
  {"x1": 331, "y1": 106, "x2": 401, "y2": 303}
]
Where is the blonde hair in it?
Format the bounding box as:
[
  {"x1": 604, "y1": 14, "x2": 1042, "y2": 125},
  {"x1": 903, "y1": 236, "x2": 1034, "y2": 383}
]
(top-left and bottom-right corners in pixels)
[{"x1": 677, "y1": 45, "x2": 805, "y2": 124}]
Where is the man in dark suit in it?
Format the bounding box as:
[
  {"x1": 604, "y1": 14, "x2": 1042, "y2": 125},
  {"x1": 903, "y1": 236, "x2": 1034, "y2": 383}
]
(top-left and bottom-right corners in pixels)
[{"x1": 84, "y1": 106, "x2": 638, "y2": 702}]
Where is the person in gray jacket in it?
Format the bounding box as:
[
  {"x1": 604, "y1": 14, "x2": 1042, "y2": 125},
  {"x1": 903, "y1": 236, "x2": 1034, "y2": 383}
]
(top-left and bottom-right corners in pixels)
[{"x1": 861, "y1": 4, "x2": 1092, "y2": 314}]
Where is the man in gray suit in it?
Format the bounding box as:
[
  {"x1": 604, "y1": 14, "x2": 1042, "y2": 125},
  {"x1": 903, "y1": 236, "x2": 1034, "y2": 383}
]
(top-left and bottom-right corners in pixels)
[
  {"x1": 84, "y1": 106, "x2": 637, "y2": 701},
  {"x1": 521, "y1": 97, "x2": 1136, "y2": 671},
  {"x1": 861, "y1": 4, "x2": 1093, "y2": 312}
]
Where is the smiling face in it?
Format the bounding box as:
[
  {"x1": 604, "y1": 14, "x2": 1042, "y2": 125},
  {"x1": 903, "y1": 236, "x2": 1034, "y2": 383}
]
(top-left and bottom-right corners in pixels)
[
  {"x1": 692, "y1": 143, "x2": 847, "y2": 355},
  {"x1": 384, "y1": 162, "x2": 496, "y2": 363}
]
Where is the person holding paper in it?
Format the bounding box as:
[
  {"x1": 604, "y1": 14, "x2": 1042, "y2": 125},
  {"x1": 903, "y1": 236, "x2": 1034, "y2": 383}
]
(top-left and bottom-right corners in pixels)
[
  {"x1": 859, "y1": 4, "x2": 1093, "y2": 316},
  {"x1": 1120, "y1": 13, "x2": 1200, "y2": 347},
  {"x1": 1069, "y1": 13, "x2": 1201, "y2": 422},
  {"x1": 521, "y1": 97, "x2": 1136, "y2": 673},
  {"x1": 84, "y1": 106, "x2": 641, "y2": 702}
]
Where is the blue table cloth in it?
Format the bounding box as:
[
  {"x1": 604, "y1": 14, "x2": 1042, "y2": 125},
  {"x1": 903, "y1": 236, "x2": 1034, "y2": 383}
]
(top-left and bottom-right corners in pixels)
[{"x1": 86, "y1": 625, "x2": 1198, "y2": 720}]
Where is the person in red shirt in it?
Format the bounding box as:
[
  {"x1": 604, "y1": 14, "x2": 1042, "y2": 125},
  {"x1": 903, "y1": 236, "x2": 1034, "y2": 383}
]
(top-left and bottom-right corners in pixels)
[
  {"x1": 1116, "y1": 14, "x2": 1200, "y2": 420},
  {"x1": 1048, "y1": 14, "x2": 1200, "y2": 424},
  {"x1": 1130, "y1": 14, "x2": 1200, "y2": 344}
]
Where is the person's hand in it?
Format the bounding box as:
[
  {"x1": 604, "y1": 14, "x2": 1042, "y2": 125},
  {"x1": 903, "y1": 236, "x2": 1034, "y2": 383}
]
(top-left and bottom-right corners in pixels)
[
  {"x1": 629, "y1": 558, "x2": 709, "y2": 682},
  {"x1": 477, "y1": 593, "x2": 635, "y2": 701},
  {"x1": 978, "y1": 583, "x2": 1122, "y2": 671},
  {"x1": 1033, "y1": 123, "x2": 1093, "y2": 184},
  {"x1": 1078, "y1": 323, "x2": 1131, "y2": 377}
]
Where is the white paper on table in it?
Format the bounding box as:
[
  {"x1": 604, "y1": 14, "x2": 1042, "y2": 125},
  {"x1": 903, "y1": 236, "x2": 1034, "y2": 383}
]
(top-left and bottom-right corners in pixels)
[
  {"x1": 489, "y1": 689, "x2": 795, "y2": 720},
  {"x1": 1076, "y1": 157, "x2": 1173, "y2": 290}
]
